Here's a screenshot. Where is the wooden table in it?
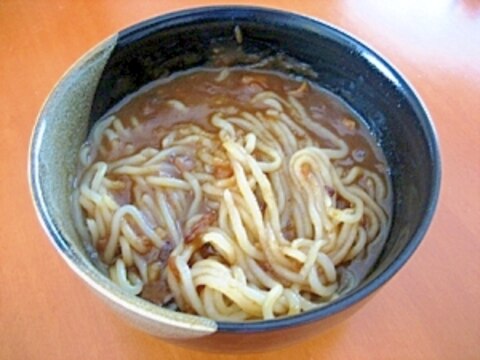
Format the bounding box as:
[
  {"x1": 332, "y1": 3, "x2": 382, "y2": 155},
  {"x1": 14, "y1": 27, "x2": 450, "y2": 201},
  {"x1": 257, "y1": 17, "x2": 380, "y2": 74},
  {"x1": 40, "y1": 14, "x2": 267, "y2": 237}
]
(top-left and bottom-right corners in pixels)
[{"x1": 1, "y1": 1, "x2": 479, "y2": 359}]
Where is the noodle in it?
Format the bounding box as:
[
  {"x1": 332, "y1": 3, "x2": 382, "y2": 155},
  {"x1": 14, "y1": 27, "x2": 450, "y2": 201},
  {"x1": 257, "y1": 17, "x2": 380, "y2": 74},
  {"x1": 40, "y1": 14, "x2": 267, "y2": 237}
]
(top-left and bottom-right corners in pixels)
[{"x1": 74, "y1": 69, "x2": 390, "y2": 321}]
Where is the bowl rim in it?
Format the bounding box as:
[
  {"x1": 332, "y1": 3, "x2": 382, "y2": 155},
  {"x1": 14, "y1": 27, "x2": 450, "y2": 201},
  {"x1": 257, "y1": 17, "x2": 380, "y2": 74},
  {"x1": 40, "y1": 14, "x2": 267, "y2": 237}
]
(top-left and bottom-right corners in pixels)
[{"x1": 29, "y1": 5, "x2": 442, "y2": 334}]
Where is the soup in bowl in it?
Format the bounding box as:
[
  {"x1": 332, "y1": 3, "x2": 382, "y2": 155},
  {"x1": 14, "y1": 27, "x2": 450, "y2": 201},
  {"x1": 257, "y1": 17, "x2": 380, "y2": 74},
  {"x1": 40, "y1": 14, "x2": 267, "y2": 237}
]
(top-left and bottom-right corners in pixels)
[{"x1": 29, "y1": 6, "x2": 440, "y2": 352}]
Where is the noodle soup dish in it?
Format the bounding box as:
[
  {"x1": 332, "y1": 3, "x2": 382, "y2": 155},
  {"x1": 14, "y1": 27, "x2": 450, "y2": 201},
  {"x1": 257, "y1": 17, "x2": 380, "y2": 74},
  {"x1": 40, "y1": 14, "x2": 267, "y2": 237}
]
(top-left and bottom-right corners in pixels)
[{"x1": 30, "y1": 7, "x2": 441, "y2": 352}]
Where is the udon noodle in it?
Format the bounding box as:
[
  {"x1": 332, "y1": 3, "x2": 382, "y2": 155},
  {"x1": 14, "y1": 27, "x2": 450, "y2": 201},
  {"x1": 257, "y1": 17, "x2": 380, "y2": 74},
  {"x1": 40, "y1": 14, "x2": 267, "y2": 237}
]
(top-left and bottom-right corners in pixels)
[{"x1": 73, "y1": 69, "x2": 390, "y2": 321}]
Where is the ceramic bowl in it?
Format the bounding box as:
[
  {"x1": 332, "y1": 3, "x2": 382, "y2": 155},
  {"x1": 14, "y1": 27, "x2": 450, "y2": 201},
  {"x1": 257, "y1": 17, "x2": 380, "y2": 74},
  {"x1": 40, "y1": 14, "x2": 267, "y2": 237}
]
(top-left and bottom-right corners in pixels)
[{"x1": 29, "y1": 6, "x2": 441, "y2": 352}]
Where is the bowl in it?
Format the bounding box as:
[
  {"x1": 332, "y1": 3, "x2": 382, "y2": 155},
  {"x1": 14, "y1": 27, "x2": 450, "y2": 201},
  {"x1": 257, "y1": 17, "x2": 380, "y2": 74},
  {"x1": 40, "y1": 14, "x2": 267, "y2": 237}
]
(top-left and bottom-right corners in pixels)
[{"x1": 29, "y1": 6, "x2": 441, "y2": 352}]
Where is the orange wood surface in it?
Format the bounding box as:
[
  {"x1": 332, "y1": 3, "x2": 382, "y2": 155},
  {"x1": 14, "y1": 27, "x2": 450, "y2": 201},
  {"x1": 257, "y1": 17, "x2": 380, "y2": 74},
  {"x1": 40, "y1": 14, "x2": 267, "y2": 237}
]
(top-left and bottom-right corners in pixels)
[{"x1": 1, "y1": 1, "x2": 479, "y2": 359}]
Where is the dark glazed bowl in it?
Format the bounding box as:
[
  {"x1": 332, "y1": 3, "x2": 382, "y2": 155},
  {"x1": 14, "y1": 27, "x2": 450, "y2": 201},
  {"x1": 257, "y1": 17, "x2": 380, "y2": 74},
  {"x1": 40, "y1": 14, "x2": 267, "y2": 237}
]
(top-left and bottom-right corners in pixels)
[{"x1": 29, "y1": 6, "x2": 441, "y2": 353}]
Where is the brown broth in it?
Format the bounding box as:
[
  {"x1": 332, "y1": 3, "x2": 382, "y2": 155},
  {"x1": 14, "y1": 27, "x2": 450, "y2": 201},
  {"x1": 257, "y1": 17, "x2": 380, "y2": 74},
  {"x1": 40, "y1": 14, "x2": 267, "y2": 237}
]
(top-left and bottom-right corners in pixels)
[{"x1": 84, "y1": 67, "x2": 392, "y2": 304}]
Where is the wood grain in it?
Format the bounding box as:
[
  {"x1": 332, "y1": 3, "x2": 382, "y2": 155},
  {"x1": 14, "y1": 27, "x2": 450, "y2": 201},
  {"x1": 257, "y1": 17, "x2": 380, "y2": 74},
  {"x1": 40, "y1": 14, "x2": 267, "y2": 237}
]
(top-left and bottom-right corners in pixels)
[{"x1": 1, "y1": 1, "x2": 479, "y2": 359}]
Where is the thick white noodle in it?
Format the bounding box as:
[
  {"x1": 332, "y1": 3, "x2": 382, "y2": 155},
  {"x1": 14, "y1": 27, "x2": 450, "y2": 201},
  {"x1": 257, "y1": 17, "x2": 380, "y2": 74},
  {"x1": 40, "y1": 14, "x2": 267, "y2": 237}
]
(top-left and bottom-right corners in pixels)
[{"x1": 76, "y1": 83, "x2": 389, "y2": 321}]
